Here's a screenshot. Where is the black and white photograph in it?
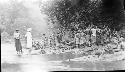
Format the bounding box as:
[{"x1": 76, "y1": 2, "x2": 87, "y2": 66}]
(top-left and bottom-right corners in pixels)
[{"x1": 1, "y1": 0, "x2": 125, "y2": 72}]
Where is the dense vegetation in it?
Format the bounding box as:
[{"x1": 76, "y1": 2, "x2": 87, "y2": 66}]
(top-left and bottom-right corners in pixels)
[
  {"x1": 32, "y1": 0, "x2": 125, "y2": 56},
  {"x1": 40, "y1": 0, "x2": 125, "y2": 32}
]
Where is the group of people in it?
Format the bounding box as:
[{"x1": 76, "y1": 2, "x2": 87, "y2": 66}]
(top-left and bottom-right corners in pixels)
[
  {"x1": 51, "y1": 25, "x2": 125, "y2": 51},
  {"x1": 13, "y1": 25, "x2": 125, "y2": 55},
  {"x1": 39, "y1": 25, "x2": 124, "y2": 49},
  {"x1": 14, "y1": 28, "x2": 32, "y2": 55},
  {"x1": 74, "y1": 26, "x2": 98, "y2": 48},
  {"x1": 74, "y1": 25, "x2": 121, "y2": 48}
]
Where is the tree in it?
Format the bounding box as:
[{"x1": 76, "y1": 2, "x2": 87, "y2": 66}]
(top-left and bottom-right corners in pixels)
[
  {"x1": 1, "y1": 31, "x2": 10, "y2": 41},
  {"x1": 40, "y1": 0, "x2": 125, "y2": 32},
  {"x1": 0, "y1": 0, "x2": 32, "y2": 36},
  {"x1": 40, "y1": 0, "x2": 102, "y2": 31}
]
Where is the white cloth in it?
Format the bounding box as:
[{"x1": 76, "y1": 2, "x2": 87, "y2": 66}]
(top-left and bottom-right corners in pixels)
[
  {"x1": 75, "y1": 33, "x2": 80, "y2": 44},
  {"x1": 80, "y1": 33, "x2": 85, "y2": 44},
  {"x1": 14, "y1": 32, "x2": 20, "y2": 39},
  {"x1": 25, "y1": 32, "x2": 32, "y2": 48},
  {"x1": 80, "y1": 37, "x2": 86, "y2": 44},
  {"x1": 91, "y1": 28, "x2": 96, "y2": 37}
]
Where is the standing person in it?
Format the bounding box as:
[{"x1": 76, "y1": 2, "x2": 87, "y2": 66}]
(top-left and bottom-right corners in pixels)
[
  {"x1": 80, "y1": 31, "x2": 86, "y2": 47},
  {"x1": 55, "y1": 35, "x2": 60, "y2": 47},
  {"x1": 25, "y1": 28, "x2": 32, "y2": 55},
  {"x1": 75, "y1": 31, "x2": 80, "y2": 48},
  {"x1": 85, "y1": 27, "x2": 89, "y2": 46},
  {"x1": 96, "y1": 27, "x2": 102, "y2": 46},
  {"x1": 91, "y1": 26, "x2": 97, "y2": 45},
  {"x1": 14, "y1": 29, "x2": 22, "y2": 55},
  {"x1": 48, "y1": 35, "x2": 53, "y2": 47},
  {"x1": 86, "y1": 26, "x2": 92, "y2": 47},
  {"x1": 51, "y1": 34, "x2": 55, "y2": 48},
  {"x1": 44, "y1": 36, "x2": 48, "y2": 48},
  {"x1": 42, "y1": 34, "x2": 46, "y2": 49}
]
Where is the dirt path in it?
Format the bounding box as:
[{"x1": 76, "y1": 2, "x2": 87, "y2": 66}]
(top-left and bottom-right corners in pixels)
[
  {"x1": 1, "y1": 43, "x2": 50, "y2": 72},
  {"x1": 1, "y1": 43, "x2": 125, "y2": 71},
  {"x1": 1, "y1": 43, "x2": 81, "y2": 72}
]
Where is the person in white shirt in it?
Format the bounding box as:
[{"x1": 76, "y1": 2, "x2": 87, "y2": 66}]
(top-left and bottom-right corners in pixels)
[
  {"x1": 14, "y1": 29, "x2": 22, "y2": 55},
  {"x1": 91, "y1": 26, "x2": 97, "y2": 45},
  {"x1": 91, "y1": 27, "x2": 97, "y2": 37},
  {"x1": 25, "y1": 28, "x2": 32, "y2": 55}
]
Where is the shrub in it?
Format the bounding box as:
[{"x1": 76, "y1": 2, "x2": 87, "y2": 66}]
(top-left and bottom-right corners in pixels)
[{"x1": 1, "y1": 31, "x2": 10, "y2": 42}]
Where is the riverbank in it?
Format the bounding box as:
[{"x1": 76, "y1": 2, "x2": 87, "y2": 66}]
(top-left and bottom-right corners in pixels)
[
  {"x1": 1, "y1": 42, "x2": 125, "y2": 62},
  {"x1": 69, "y1": 51, "x2": 125, "y2": 62},
  {"x1": 1, "y1": 43, "x2": 125, "y2": 71}
]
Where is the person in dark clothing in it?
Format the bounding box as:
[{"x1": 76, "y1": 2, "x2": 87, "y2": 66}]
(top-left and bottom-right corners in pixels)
[{"x1": 14, "y1": 29, "x2": 22, "y2": 55}]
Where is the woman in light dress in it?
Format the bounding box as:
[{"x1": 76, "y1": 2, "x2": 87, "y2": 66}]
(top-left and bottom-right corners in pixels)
[{"x1": 25, "y1": 28, "x2": 32, "y2": 54}]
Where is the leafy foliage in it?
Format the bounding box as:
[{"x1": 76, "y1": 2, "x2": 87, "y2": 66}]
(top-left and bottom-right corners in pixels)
[
  {"x1": 0, "y1": 0, "x2": 29, "y2": 35},
  {"x1": 0, "y1": 0, "x2": 44, "y2": 40},
  {"x1": 1, "y1": 31, "x2": 10, "y2": 41},
  {"x1": 40, "y1": 0, "x2": 125, "y2": 31}
]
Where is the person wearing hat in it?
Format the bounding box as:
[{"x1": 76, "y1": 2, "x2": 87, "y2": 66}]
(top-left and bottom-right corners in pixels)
[
  {"x1": 14, "y1": 29, "x2": 22, "y2": 55},
  {"x1": 25, "y1": 28, "x2": 32, "y2": 55}
]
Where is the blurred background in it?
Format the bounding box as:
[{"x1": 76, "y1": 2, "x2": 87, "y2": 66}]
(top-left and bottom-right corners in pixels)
[{"x1": 0, "y1": 0, "x2": 49, "y2": 43}]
